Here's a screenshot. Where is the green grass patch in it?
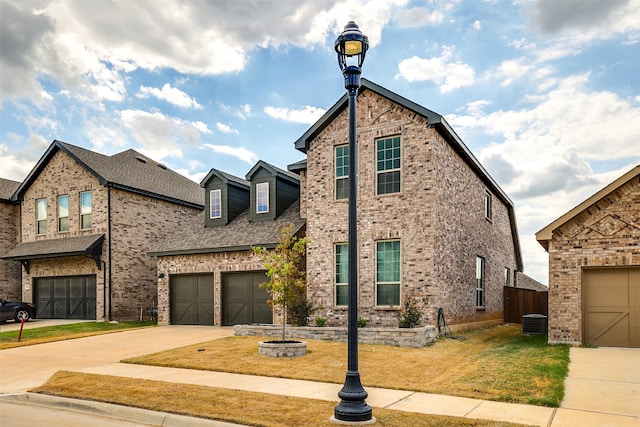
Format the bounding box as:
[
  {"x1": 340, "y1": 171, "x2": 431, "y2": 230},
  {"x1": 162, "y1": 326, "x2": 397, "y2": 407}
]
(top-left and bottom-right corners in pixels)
[
  {"x1": 0, "y1": 321, "x2": 156, "y2": 349},
  {"x1": 124, "y1": 324, "x2": 569, "y2": 407}
]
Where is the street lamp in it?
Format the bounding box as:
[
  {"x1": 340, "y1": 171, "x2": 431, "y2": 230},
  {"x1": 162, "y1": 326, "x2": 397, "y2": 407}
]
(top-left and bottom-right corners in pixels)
[{"x1": 332, "y1": 21, "x2": 373, "y2": 424}]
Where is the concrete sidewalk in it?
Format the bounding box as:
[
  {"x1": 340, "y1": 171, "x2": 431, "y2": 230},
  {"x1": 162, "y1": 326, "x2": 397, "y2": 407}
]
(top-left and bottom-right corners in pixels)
[{"x1": 1, "y1": 326, "x2": 639, "y2": 426}]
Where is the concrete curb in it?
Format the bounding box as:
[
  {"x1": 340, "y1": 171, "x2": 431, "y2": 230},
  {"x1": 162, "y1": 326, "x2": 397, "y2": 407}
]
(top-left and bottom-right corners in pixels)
[{"x1": 0, "y1": 392, "x2": 245, "y2": 427}]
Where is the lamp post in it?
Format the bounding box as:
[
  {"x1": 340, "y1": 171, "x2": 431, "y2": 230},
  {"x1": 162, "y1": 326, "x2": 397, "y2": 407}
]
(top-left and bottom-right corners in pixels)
[{"x1": 332, "y1": 21, "x2": 373, "y2": 423}]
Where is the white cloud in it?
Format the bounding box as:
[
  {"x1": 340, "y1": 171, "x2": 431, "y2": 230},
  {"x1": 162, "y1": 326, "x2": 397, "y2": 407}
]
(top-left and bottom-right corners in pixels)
[
  {"x1": 494, "y1": 59, "x2": 532, "y2": 86},
  {"x1": 216, "y1": 122, "x2": 240, "y2": 134},
  {"x1": 396, "y1": 46, "x2": 475, "y2": 92},
  {"x1": 203, "y1": 143, "x2": 258, "y2": 165},
  {"x1": 137, "y1": 84, "x2": 202, "y2": 109},
  {"x1": 0, "y1": 143, "x2": 38, "y2": 181},
  {"x1": 393, "y1": 6, "x2": 444, "y2": 28},
  {"x1": 264, "y1": 105, "x2": 327, "y2": 124},
  {"x1": 119, "y1": 109, "x2": 208, "y2": 160},
  {"x1": 472, "y1": 20, "x2": 481, "y2": 30}
]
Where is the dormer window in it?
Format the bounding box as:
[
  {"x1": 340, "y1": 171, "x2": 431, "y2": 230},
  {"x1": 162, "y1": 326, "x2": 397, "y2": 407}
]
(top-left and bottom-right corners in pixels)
[
  {"x1": 256, "y1": 182, "x2": 269, "y2": 213},
  {"x1": 210, "y1": 189, "x2": 221, "y2": 219}
]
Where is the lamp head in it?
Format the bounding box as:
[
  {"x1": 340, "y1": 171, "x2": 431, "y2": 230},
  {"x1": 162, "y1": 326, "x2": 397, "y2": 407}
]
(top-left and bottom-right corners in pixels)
[{"x1": 334, "y1": 21, "x2": 369, "y2": 71}]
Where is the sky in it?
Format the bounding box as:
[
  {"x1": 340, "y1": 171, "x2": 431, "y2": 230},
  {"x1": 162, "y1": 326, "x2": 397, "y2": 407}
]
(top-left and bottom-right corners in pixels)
[{"x1": 1, "y1": 0, "x2": 639, "y2": 285}]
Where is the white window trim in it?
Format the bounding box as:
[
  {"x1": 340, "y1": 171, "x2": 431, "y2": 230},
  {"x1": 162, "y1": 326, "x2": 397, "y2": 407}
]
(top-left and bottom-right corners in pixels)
[
  {"x1": 375, "y1": 239, "x2": 401, "y2": 307},
  {"x1": 335, "y1": 243, "x2": 348, "y2": 306},
  {"x1": 484, "y1": 191, "x2": 492, "y2": 220},
  {"x1": 335, "y1": 144, "x2": 349, "y2": 200},
  {"x1": 256, "y1": 182, "x2": 269, "y2": 214},
  {"x1": 476, "y1": 256, "x2": 485, "y2": 308},
  {"x1": 80, "y1": 191, "x2": 92, "y2": 230},
  {"x1": 210, "y1": 189, "x2": 222, "y2": 219},
  {"x1": 36, "y1": 198, "x2": 47, "y2": 235},
  {"x1": 375, "y1": 136, "x2": 402, "y2": 195}
]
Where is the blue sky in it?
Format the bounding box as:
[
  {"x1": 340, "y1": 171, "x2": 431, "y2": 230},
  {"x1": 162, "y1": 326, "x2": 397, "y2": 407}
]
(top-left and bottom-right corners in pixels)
[{"x1": 1, "y1": 0, "x2": 639, "y2": 284}]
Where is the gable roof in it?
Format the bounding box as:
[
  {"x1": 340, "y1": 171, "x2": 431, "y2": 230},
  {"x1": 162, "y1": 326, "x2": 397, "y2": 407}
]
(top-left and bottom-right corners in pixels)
[
  {"x1": 246, "y1": 160, "x2": 300, "y2": 184},
  {"x1": 0, "y1": 178, "x2": 20, "y2": 203},
  {"x1": 12, "y1": 140, "x2": 204, "y2": 208},
  {"x1": 536, "y1": 165, "x2": 640, "y2": 251},
  {"x1": 293, "y1": 78, "x2": 523, "y2": 271},
  {"x1": 149, "y1": 199, "x2": 305, "y2": 256},
  {"x1": 200, "y1": 168, "x2": 249, "y2": 189}
]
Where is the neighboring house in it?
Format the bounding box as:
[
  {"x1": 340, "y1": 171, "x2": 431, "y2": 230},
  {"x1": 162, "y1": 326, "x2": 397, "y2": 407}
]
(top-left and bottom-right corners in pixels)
[
  {"x1": 149, "y1": 161, "x2": 304, "y2": 326},
  {"x1": 292, "y1": 79, "x2": 522, "y2": 327},
  {"x1": 0, "y1": 140, "x2": 203, "y2": 320},
  {"x1": 536, "y1": 165, "x2": 640, "y2": 348},
  {"x1": 0, "y1": 178, "x2": 22, "y2": 300}
]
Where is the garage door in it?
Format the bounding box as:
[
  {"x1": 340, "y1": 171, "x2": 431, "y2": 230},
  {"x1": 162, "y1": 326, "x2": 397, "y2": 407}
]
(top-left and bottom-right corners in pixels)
[
  {"x1": 583, "y1": 268, "x2": 640, "y2": 347},
  {"x1": 222, "y1": 271, "x2": 271, "y2": 326},
  {"x1": 34, "y1": 275, "x2": 96, "y2": 319},
  {"x1": 170, "y1": 274, "x2": 214, "y2": 325}
]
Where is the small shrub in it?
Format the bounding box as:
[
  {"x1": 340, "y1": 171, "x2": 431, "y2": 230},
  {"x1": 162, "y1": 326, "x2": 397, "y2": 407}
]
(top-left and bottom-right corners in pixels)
[
  {"x1": 397, "y1": 291, "x2": 425, "y2": 328},
  {"x1": 315, "y1": 317, "x2": 326, "y2": 327},
  {"x1": 357, "y1": 317, "x2": 367, "y2": 328}
]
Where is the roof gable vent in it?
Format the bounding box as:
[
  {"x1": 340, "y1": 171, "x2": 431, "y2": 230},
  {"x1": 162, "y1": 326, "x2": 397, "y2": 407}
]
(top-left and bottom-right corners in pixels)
[
  {"x1": 158, "y1": 163, "x2": 167, "y2": 170},
  {"x1": 135, "y1": 156, "x2": 147, "y2": 164}
]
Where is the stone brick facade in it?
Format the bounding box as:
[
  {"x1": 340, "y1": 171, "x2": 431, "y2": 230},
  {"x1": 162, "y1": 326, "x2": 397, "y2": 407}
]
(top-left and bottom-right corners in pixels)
[
  {"x1": 156, "y1": 251, "x2": 267, "y2": 326},
  {"x1": 0, "y1": 198, "x2": 21, "y2": 300},
  {"x1": 16, "y1": 148, "x2": 202, "y2": 320},
  {"x1": 302, "y1": 88, "x2": 518, "y2": 328},
  {"x1": 543, "y1": 174, "x2": 640, "y2": 345}
]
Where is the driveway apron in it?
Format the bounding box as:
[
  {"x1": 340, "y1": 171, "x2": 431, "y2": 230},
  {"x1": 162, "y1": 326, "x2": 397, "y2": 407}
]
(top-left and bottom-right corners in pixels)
[{"x1": 0, "y1": 325, "x2": 234, "y2": 393}]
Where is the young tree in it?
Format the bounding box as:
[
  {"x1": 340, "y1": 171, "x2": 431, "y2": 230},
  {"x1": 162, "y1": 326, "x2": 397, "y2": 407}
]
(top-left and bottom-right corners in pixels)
[{"x1": 252, "y1": 224, "x2": 308, "y2": 342}]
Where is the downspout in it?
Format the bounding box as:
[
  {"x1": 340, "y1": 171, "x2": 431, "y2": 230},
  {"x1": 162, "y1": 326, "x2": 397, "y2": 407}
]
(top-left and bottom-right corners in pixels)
[{"x1": 108, "y1": 186, "x2": 113, "y2": 321}]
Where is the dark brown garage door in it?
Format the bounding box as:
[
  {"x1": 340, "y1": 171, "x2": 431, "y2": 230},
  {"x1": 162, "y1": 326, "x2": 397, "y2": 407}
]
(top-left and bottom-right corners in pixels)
[
  {"x1": 583, "y1": 268, "x2": 640, "y2": 347},
  {"x1": 34, "y1": 275, "x2": 96, "y2": 319},
  {"x1": 170, "y1": 274, "x2": 214, "y2": 325},
  {"x1": 222, "y1": 271, "x2": 271, "y2": 326}
]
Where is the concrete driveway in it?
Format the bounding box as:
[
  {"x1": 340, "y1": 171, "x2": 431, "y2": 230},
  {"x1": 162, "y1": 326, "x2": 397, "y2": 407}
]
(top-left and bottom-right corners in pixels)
[
  {"x1": 0, "y1": 325, "x2": 234, "y2": 393},
  {"x1": 553, "y1": 346, "x2": 640, "y2": 426}
]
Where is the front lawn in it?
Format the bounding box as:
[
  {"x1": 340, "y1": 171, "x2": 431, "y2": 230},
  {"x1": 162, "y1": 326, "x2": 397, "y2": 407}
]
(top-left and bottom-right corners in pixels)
[
  {"x1": 124, "y1": 324, "x2": 568, "y2": 407},
  {"x1": 0, "y1": 321, "x2": 156, "y2": 349}
]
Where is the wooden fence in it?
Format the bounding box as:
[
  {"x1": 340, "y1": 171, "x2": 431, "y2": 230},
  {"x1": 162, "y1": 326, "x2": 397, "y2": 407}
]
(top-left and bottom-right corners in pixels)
[{"x1": 503, "y1": 286, "x2": 548, "y2": 324}]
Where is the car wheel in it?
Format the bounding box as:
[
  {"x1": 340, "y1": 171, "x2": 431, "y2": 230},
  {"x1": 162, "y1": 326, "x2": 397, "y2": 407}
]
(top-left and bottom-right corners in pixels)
[{"x1": 15, "y1": 309, "x2": 31, "y2": 322}]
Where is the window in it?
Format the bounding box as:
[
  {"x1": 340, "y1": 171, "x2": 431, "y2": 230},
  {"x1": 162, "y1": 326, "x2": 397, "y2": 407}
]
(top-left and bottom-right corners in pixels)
[
  {"x1": 484, "y1": 191, "x2": 492, "y2": 220},
  {"x1": 210, "y1": 189, "x2": 221, "y2": 219},
  {"x1": 504, "y1": 267, "x2": 510, "y2": 287},
  {"x1": 476, "y1": 256, "x2": 485, "y2": 308},
  {"x1": 335, "y1": 244, "x2": 348, "y2": 306},
  {"x1": 80, "y1": 191, "x2": 92, "y2": 229},
  {"x1": 335, "y1": 145, "x2": 349, "y2": 200},
  {"x1": 58, "y1": 195, "x2": 69, "y2": 232},
  {"x1": 36, "y1": 198, "x2": 47, "y2": 234},
  {"x1": 256, "y1": 183, "x2": 269, "y2": 213},
  {"x1": 376, "y1": 136, "x2": 401, "y2": 195},
  {"x1": 376, "y1": 240, "x2": 400, "y2": 306}
]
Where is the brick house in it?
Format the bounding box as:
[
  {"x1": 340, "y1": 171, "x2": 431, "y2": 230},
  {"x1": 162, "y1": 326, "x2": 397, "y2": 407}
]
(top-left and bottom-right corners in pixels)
[
  {"x1": 536, "y1": 165, "x2": 640, "y2": 347},
  {"x1": 292, "y1": 79, "x2": 522, "y2": 327},
  {"x1": 149, "y1": 161, "x2": 304, "y2": 326},
  {"x1": 0, "y1": 178, "x2": 22, "y2": 300},
  {"x1": 0, "y1": 140, "x2": 203, "y2": 320}
]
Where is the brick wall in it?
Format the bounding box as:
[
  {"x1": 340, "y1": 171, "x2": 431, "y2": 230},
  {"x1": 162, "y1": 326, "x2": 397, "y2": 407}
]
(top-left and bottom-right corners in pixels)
[
  {"x1": 0, "y1": 201, "x2": 21, "y2": 300},
  {"x1": 19, "y1": 149, "x2": 202, "y2": 320},
  {"x1": 156, "y1": 250, "x2": 267, "y2": 325},
  {"x1": 303, "y1": 89, "x2": 516, "y2": 327},
  {"x1": 547, "y1": 176, "x2": 640, "y2": 344}
]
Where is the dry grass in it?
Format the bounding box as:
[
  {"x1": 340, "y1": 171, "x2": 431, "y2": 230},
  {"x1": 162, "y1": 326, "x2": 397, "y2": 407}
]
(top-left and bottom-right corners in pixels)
[
  {"x1": 33, "y1": 371, "x2": 529, "y2": 427},
  {"x1": 124, "y1": 324, "x2": 568, "y2": 407}
]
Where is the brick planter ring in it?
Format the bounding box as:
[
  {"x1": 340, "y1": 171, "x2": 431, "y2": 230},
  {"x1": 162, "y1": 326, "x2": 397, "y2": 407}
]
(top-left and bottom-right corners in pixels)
[{"x1": 258, "y1": 340, "x2": 307, "y2": 358}]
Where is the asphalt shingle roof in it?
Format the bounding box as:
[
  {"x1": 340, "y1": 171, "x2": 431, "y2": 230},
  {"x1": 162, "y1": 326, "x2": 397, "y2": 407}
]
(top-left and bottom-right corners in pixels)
[
  {"x1": 149, "y1": 200, "x2": 304, "y2": 256},
  {"x1": 1, "y1": 234, "x2": 105, "y2": 260},
  {"x1": 0, "y1": 178, "x2": 20, "y2": 202},
  {"x1": 14, "y1": 141, "x2": 204, "y2": 208}
]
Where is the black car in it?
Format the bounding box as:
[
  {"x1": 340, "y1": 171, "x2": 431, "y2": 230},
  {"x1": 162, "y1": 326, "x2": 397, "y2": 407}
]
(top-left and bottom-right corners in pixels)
[{"x1": 0, "y1": 298, "x2": 36, "y2": 322}]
